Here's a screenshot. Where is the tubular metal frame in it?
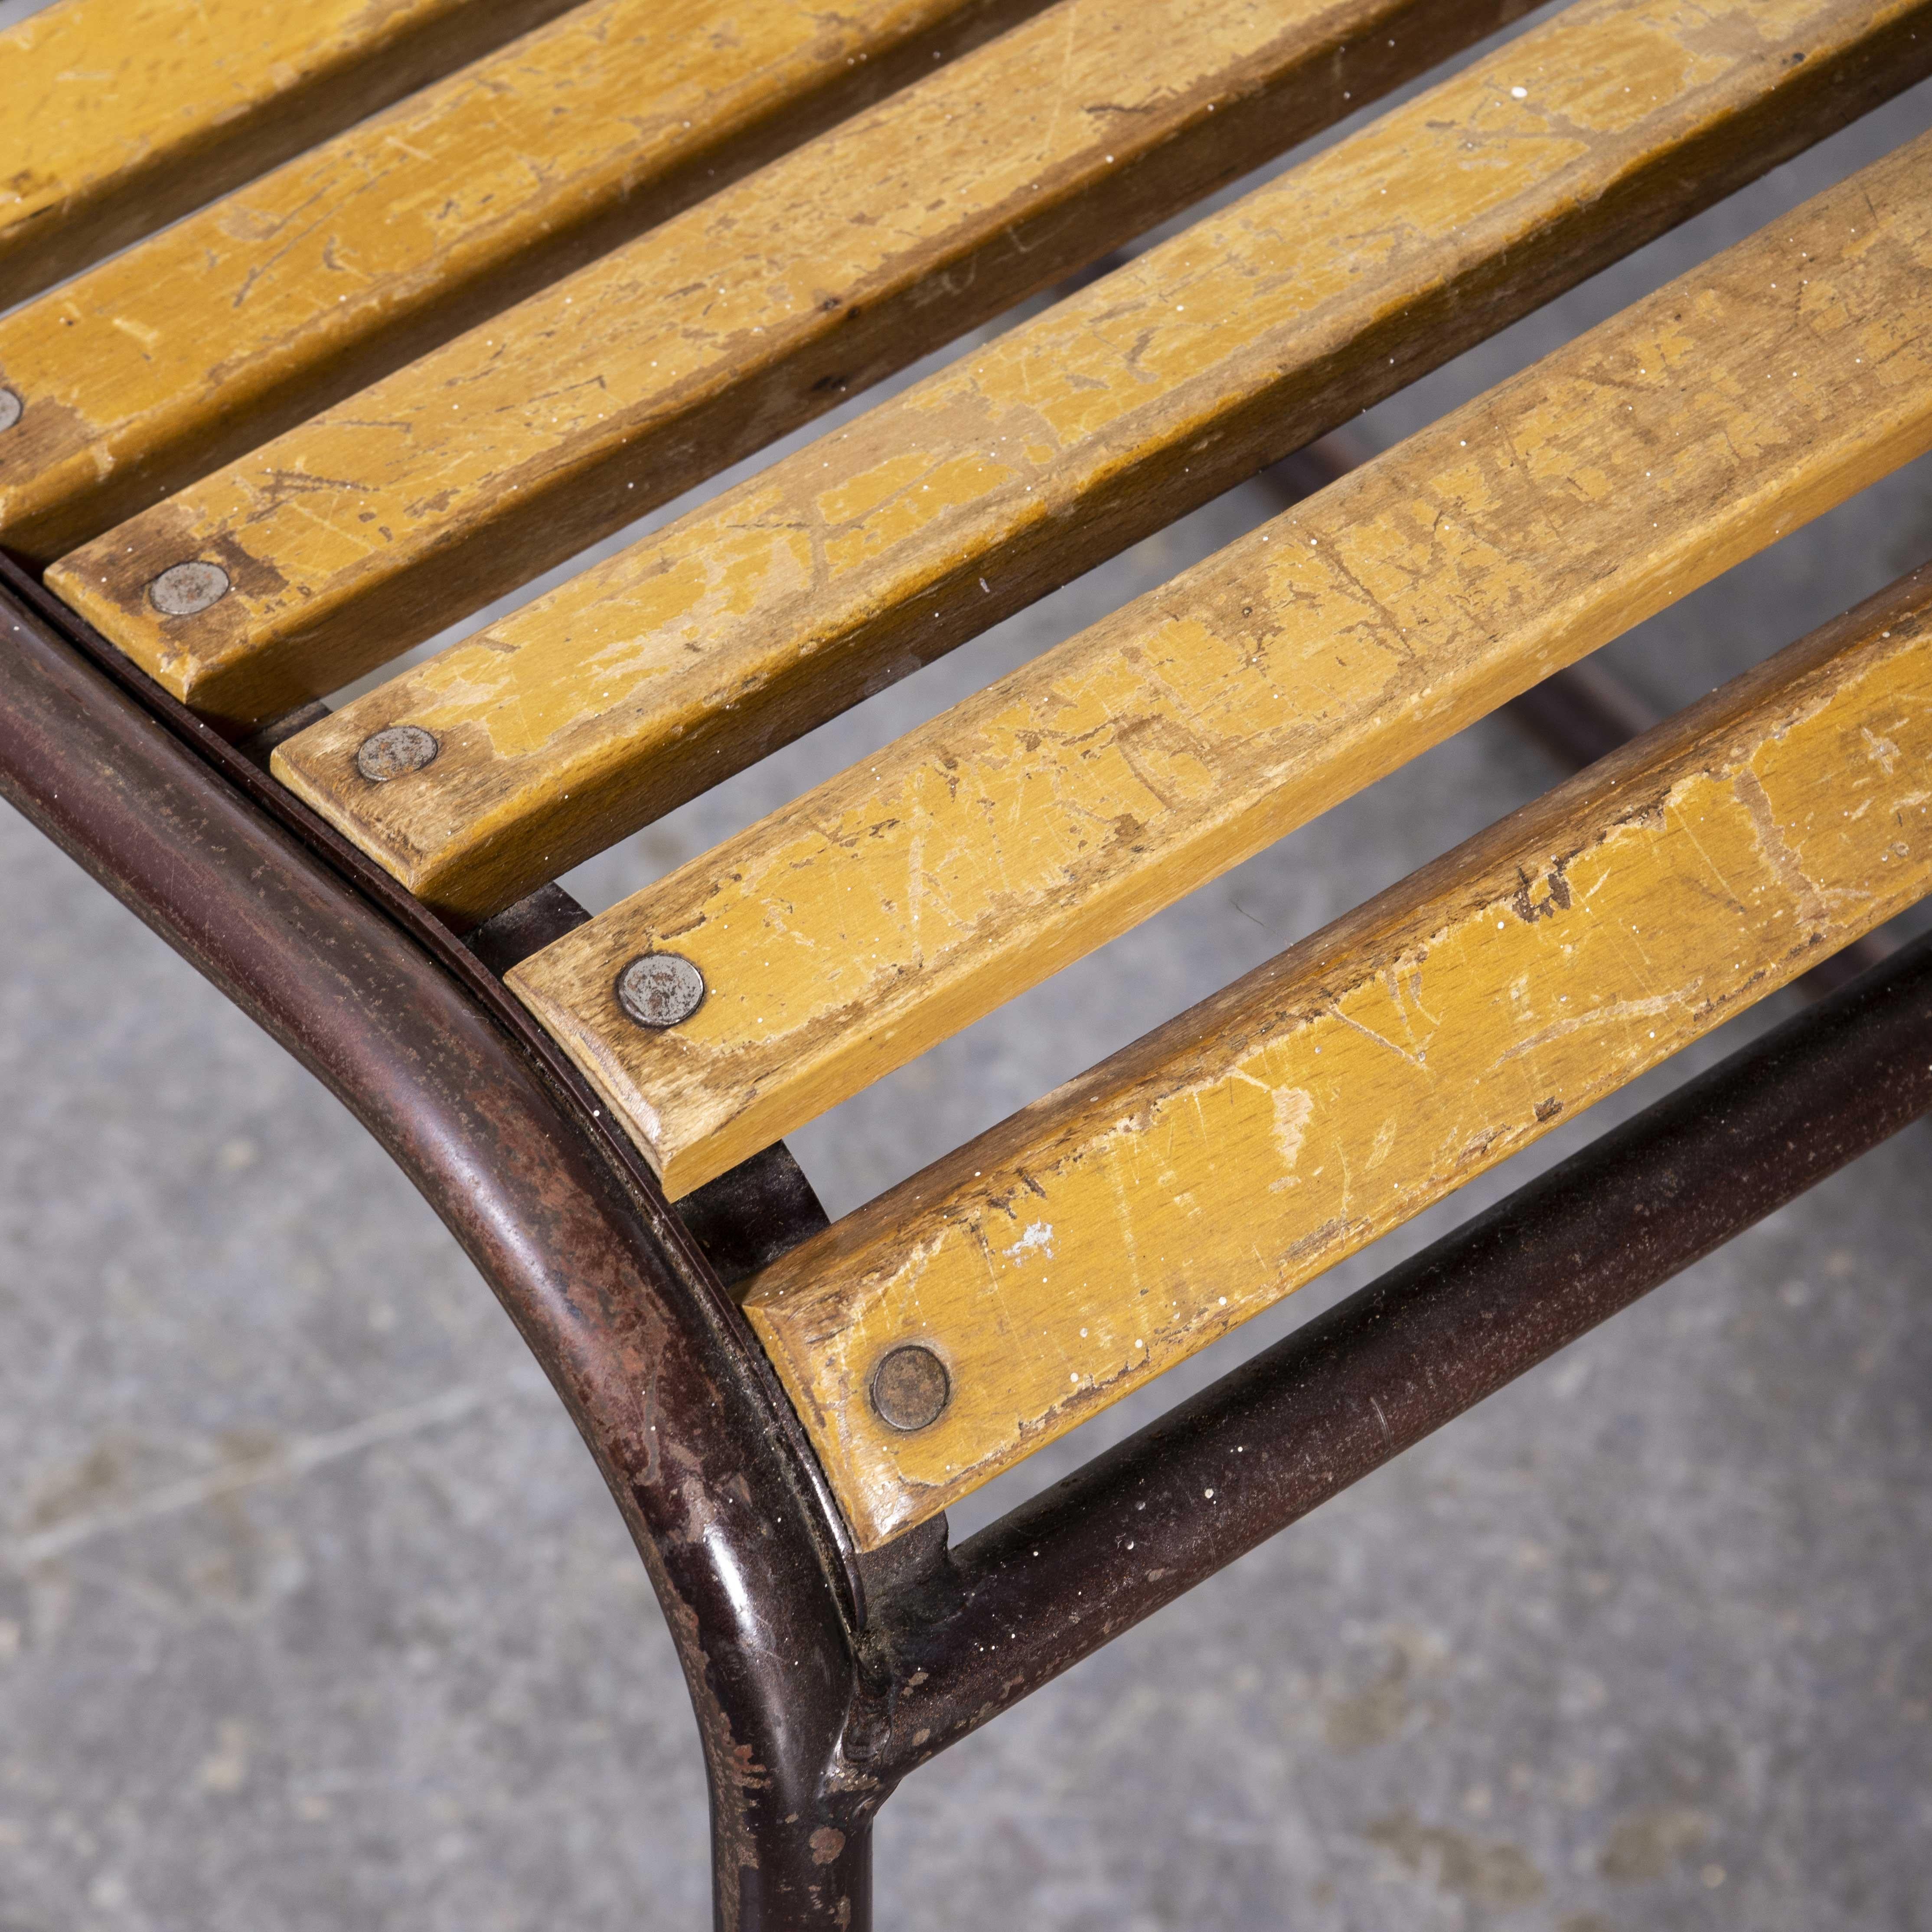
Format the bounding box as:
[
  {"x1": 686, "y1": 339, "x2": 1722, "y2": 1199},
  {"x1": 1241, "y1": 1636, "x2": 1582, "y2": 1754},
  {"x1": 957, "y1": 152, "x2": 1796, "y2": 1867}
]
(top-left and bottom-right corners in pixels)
[{"x1": 5, "y1": 550, "x2": 1932, "y2": 1929}]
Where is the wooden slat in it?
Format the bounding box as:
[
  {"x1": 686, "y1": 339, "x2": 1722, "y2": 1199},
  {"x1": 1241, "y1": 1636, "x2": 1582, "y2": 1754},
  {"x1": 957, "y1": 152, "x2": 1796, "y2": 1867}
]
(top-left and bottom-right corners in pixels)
[
  {"x1": 273, "y1": 0, "x2": 1932, "y2": 922},
  {"x1": 0, "y1": 0, "x2": 585, "y2": 306},
  {"x1": 502, "y1": 130, "x2": 1932, "y2": 1200},
  {"x1": 0, "y1": 0, "x2": 1052, "y2": 564},
  {"x1": 47, "y1": 0, "x2": 1544, "y2": 727},
  {"x1": 744, "y1": 565, "x2": 1932, "y2": 1546}
]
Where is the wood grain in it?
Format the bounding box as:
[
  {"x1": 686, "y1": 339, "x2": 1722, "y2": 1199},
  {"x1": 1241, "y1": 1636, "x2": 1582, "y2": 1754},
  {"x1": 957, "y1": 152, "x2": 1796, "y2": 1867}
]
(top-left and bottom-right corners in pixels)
[
  {"x1": 0, "y1": 0, "x2": 584, "y2": 307},
  {"x1": 50, "y1": 0, "x2": 1542, "y2": 727},
  {"x1": 503, "y1": 129, "x2": 1932, "y2": 1201},
  {"x1": 276, "y1": 0, "x2": 1932, "y2": 922},
  {"x1": 0, "y1": 0, "x2": 1052, "y2": 563},
  {"x1": 742, "y1": 565, "x2": 1932, "y2": 1546}
]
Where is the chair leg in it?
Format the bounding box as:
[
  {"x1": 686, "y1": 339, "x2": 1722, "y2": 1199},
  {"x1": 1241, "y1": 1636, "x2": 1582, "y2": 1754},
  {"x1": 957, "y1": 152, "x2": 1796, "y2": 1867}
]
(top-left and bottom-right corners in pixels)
[{"x1": 715, "y1": 1804, "x2": 871, "y2": 1932}]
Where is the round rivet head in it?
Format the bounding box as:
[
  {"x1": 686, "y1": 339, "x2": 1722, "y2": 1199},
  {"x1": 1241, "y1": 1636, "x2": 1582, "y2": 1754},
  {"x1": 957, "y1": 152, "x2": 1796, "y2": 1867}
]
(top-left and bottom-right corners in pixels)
[
  {"x1": 616, "y1": 951, "x2": 705, "y2": 1028},
  {"x1": 147, "y1": 560, "x2": 230, "y2": 617},
  {"x1": 0, "y1": 388, "x2": 22, "y2": 433},
  {"x1": 870, "y1": 1344, "x2": 950, "y2": 1432},
  {"x1": 355, "y1": 724, "x2": 439, "y2": 783}
]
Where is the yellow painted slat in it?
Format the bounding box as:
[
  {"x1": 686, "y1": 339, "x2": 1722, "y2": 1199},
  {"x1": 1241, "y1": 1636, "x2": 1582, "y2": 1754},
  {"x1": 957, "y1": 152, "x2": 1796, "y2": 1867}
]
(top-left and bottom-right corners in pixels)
[
  {"x1": 744, "y1": 565, "x2": 1932, "y2": 1546},
  {"x1": 503, "y1": 130, "x2": 1932, "y2": 1200},
  {"x1": 0, "y1": 0, "x2": 584, "y2": 304},
  {"x1": 0, "y1": 0, "x2": 1051, "y2": 562},
  {"x1": 274, "y1": 0, "x2": 1932, "y2": 922},
  {"x1": 49, "y1": 0, "x2": 1543, "y2": 726}
]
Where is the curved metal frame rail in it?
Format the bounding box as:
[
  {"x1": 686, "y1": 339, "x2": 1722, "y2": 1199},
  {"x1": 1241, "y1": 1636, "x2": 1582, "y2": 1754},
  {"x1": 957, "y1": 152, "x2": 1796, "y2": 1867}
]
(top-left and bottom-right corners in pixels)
[{"x1": 5, "y1": 550, "x2": 1932, "y2": 1928}]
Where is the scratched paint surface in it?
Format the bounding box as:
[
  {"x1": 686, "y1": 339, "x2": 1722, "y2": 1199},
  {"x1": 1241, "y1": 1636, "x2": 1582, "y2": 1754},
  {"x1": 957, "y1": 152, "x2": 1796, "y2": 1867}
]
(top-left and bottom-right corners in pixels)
[
  {"x1": 0, "y1": 0, "x2": 1029, "y2": 561},
  {"x1": 504, "y1": 132, "x2": 1932, "y2": 1201},
  {"x1": 0, "y1": 0, "x2": 578, "y2": 299},
  {"x1": 0, "y1": 0, "x2": 451, "y2": 245},
  {"x1": 273, "y1": 0, "x2": 1932, "y2": 921},
  {"x1": 738, "y1": 579, "x2": 1932, "y2": 1546},
  {"x1": 52, "y1": 0, "x2": 1405, "y2": 722}
]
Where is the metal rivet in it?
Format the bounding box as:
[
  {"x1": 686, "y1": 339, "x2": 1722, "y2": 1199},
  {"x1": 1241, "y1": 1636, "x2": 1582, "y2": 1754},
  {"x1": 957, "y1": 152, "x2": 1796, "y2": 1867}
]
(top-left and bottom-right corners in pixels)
[
  {"x1": 616, "y1": 952, "x2": 705, "y2": 1028},
  {"x1": 355, "y1": 724, "x2": 439, "y2": 783},
  {"x1": 0, "y1": 388, "x2": 21, "y2": 433},
  {"x1": 869, "y1": 1344, "x2": 950, "y2": 1432},
  {"x1": 147, "y1": 560, "x2": 230, "y2": 617}
]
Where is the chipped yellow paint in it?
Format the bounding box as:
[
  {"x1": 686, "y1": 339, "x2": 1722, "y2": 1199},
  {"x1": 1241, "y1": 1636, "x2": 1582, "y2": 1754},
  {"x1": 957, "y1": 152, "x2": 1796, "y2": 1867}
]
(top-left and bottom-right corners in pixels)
[
  {"x1": 0, "y1": 0, "x2": 1051, "y2": 562},
  {"x1": 741, "y1": 568, "x2": 1932, "y2": 1546},
  {"x1": 503, "y1": 131, "x2": 1932, "y2": 1201},
  {"x1": 52, "y1": 0, "x2": 1545, "y2": 725},
  {"x1": 0, "y1": 0, "x2": 583, "y2": 305},
  {"x1": 273, "y1": 0, "x2": 1932, "y2": 920}
]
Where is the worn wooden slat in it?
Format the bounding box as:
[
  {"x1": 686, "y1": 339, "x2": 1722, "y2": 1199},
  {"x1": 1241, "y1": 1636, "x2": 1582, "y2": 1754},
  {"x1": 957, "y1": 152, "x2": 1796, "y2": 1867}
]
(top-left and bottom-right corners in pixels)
[
  {"x1": 502, "y1": 131, "x2": 1932, "y2": 1201},
  {"x1": 48, "y1": 0, "x2": 1544, "y2": 727},
  {"x1": 0, "y1": 0, "x2": 1052, "y2": 564},
  {"x1": 744, "y1": 565, "x2": 1932, "y2": 1546},
  {"x1": 0, "y1": 0, "x2": 585, "y2": 306},
  {"x1": 274, "y1": 0, "x2": 1932, "y2": 922}
]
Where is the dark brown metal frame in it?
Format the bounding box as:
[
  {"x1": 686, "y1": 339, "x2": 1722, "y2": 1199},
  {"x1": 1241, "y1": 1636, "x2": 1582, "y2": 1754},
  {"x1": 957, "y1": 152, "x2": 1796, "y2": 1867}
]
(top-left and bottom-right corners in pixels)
[{"x1": 6, "y1": 547, "x2": 1932, "y2": 1929}]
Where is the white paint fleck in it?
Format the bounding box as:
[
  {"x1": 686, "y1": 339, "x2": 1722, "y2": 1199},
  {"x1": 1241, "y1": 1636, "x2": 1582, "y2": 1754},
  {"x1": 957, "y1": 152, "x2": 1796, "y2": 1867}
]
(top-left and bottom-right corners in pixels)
[{"x1": 1003, "y1": 1221, "x2": 1055, "y2": 1263}]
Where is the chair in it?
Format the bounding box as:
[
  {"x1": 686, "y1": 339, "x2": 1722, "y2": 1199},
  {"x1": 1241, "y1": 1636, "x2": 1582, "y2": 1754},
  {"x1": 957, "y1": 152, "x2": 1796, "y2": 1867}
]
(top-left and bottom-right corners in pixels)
[{"x1": 6, "y1": 0, "x2": 1932, "y2": 1920}]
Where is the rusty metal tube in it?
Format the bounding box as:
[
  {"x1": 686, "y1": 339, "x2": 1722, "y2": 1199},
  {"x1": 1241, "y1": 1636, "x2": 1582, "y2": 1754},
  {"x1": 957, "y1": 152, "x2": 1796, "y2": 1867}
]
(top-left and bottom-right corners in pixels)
[{"x1": 0, "y1": 571, "x2": 875, "y2": 1930}]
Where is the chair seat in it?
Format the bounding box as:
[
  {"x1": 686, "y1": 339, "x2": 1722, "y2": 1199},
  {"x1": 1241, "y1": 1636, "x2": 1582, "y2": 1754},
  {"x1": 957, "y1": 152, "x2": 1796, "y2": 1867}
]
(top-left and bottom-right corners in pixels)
[{"x1": 9, "y1": 0, "x2": 1932, "y2": 1560}]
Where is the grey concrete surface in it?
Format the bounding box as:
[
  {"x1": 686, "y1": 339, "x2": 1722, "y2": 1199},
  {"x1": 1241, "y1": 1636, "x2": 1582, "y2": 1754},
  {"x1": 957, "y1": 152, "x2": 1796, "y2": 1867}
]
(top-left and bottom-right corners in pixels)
[{"x1": 4, "y1": 7, "x2": 1932, "y2": 1926}]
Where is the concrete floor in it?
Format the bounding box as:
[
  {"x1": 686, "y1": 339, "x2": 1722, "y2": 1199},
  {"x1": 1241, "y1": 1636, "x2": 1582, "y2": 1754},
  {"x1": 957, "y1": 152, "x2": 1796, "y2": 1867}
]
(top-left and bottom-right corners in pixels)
[{"x1": 4, "y1": 7, "x2": 1932, "y2": 1927}]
